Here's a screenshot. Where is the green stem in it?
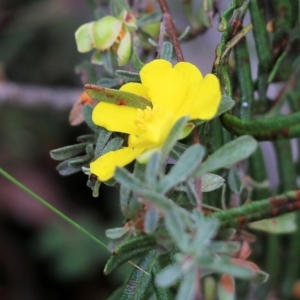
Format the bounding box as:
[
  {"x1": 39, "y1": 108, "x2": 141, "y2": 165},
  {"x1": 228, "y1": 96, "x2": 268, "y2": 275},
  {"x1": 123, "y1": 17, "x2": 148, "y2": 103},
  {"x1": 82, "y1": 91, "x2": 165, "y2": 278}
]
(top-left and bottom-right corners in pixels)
[
  {"x1": 221, "y1": 111, "x2": 300, "y2": 140},
  {"x1": 0, "y1": 168, "x2": 108, "y2": 250},
  {"x1": 209, "y1": 190, "x2": 300, "y2": 225},
  {"x1": 249, "y1": 0, "x2": 272, "y2": 108}
]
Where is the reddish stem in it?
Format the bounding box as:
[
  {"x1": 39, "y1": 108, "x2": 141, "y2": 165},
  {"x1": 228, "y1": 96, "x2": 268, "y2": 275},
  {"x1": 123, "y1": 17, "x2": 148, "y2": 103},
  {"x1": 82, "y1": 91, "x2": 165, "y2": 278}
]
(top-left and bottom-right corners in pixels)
[{"x1": 157, "y1": 0, "x2": 185, "y2": 62}]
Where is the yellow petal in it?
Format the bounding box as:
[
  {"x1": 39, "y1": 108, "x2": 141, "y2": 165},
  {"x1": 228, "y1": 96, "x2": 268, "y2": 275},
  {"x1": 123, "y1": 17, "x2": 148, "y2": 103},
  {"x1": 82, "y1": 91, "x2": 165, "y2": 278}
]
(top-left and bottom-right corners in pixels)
[
  {"x1": 140, "y1": 59, "x2": 203, "y2": 114},
  {"x1": 90, "y1": 147, "x2": 144, "y2": 181},
  {"x1": 92, "y1": 102, "x2": 141, "y2": 135},
  {"x1": 189, "y1": 74, "x2": 221, "y2": 120},
  {"x1": 120, "y1": 82, "x2": 149, "y2": 100}
]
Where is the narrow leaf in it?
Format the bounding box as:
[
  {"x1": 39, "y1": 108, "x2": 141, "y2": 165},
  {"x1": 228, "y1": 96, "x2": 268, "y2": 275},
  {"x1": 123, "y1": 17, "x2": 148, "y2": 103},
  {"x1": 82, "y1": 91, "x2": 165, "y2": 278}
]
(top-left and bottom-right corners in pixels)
[
  {"x1": 56, "y1": 159, "x2": 82, "y2": 176},
  {"x1": 165, "y1": 210, "x2": 190, "y2": 251},
  {"x1": 115, "y1": 167, "x2": 147, "y2": 192},
  {"x1": 50, "y1": 143, "x2": 89, "y2": 161},
  {"x1": 160, "y1": 116, "x2": 189, "y2": 164},
  {"x1": 116, "y1": 70, "x2": 141, "y2": 82},
  {"x1": 137, "y1": 11, "x2": 162, "y2": 26},
  {"x1": 115, "y1": 235, "x2": 157, "y2": 254},
  {"x1": 76, "y1": 134, "x2": 95, "y2": 143},
  {"x1": 83, "y1": 104, "x2": 97, "y2": 132},
  {"x1": 228, "y1": 167, "x2": 242, "y2": 193},
  {"x1": 194, "y1": 135, "x2": 258, "y2": 175},
  {"x1": 144, "y1": 207, "x2": 160, "y2": 234},
  {"x1": 94, "y1": 128, "x2": 112, "y2": 158},
  {"x1": 105, "y1": 227, "x2": 130, "y2": 239},
  {"x1": 121, "y1": 251, "x2": 158, "y2": 300},
  {"x1": 97, "y1": 77, "x2": 121, "y2": 88},
  {"x1": 155, "y1": 263, "x2": 182, "y2": 287},
  {"x1": 130, "y1": 49, "x2": 145, "y2": 70},
  {"x1": 68, "y1": 154, "x2": 91, "y2": 167},
  {"x1": 161, "y1": 41, "x2": 173, "y2": 61},
  {"x1": 145, "y1": 152, "x2": 162, "y2": 187},
  {"x1": 248, "y1": 213, "x2": 297, "y2": 234},
  {"x1": 85, "y1": 84, "x2": 152, "y2": 109},
  {"x1": 104, "y1": 246, "x2": 152, "y2": 275},
  {"x1": 175, "y1": 269, "x2": 197, "y2": 300},
  {"x1": 158, "y1": 144, "x2": 205, "y2": 193},
  {"x1": 139, "y1": 189, "x2": 178, "y2": 212},
  {"x1": 102, "y1": 137, "x2": 123, "y2": 155}
]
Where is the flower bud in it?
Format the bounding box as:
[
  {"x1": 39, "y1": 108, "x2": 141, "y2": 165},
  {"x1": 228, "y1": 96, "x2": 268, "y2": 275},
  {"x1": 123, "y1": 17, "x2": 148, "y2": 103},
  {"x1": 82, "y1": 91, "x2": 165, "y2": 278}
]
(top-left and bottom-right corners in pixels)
[
  {"x1": 74, "y1": 22, "x2": 94, "y2": 53},
  {"x1": 92, "y1": 16, "x2": 123, "y2": 50},
  {"x1": 117, "y1": 31, "x2": 132, "y2": 66},
  {"x1": 121, "y1": 11, "x2": 137, "y2": 32}
]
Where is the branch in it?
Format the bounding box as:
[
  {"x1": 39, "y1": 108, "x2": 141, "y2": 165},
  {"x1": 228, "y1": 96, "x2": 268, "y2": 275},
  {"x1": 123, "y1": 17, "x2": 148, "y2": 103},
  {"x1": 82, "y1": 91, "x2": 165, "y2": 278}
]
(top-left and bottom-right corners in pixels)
[
  {"x1": 0, "y1": 81, "x2": 82, "y2": 109},
  {"x1": 157, "y1": 0, "x2": 184, "y2": 62}
]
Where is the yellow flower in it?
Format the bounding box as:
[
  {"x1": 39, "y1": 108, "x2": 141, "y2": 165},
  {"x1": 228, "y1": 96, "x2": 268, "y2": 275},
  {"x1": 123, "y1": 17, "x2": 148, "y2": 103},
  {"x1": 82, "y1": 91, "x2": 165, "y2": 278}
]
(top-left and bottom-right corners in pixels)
[{"x1": 90, "y1": 59, "x2": 221, "y2": 181}]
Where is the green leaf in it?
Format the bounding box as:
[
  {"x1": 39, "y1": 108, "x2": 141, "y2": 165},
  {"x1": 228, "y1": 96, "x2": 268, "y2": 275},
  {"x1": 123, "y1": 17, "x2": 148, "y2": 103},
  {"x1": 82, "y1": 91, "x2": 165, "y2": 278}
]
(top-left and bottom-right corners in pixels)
[
  {"x1": 104, "y1": 246, "x2": 152, "y2": 275},
  {"x1": 248, "y1": 213, "x2": 297, "y2": 234},
  {"x1": 121, "y1": 251, "x2": 158, "y2": 300},
  {"x1": 83, "y1": 104, "x2": 97, "y2": 132},
  {"x1": 102, "y1": 137, "x2": 124, "y2": 155},
  {"x1": 194, "y1": 135, "x2": 258, "y2": 175},
  {"x1": 209, "y1": 257, "x2": 254, "y2": 279},
  {"x1": 204, "y1": 276, "x2": 217, "y2": 300},
  {"x1": 161, "y1": 42, "x2": 173, "y2": 61},
  {"x1": 155, "y1": 263, "x2": 182, "y2": 287},
  {"x1": 85, "y1": 84, "x2": 152, "y2": 108},
  {"x1": 178, "y1": 26, "x2": 191, "y2": 41},
  {"x1": 185, "y1": 181, "x2": 199, "y2": 205},
  {"x1": 139, "y1": 189, "x2": 179, "y2": 212},
  {"x1": 252, "y1": 270, "x2": 269, "y2": 284},
  {"x1": 109, "y1": 0, "x2": 130, "y2": 17},
  {"x1": 106, "y1": 227, "x2": 130, "y2": 239},
  {"x1": 94, "y1": 128, "x2": 112, "y2": 158},
  {"x1": 76, "y1": 134, "x2": 95, "y2": 143},
  {"x1": 144, "y1": 207, "x2": 160, "y2": 234},
  {"x1": 68, "y1": 154, "x2": 91, "y2": 167},
  {"x1": 170, "y1": 142, "x2": 188, "y2": 160},
  {"x1": 50, "y1": 143, "x2": 89, "y2": 161},
  {"x1": 217, "y1": 95, "x2": 235, "y2": 116},
  {"x1": 97, "y1": 77, "x2": 122, "y2": 88},
  {"x1": 208, "y1": 241, "x2": 240, "y2": 254},
  {"x1": 130, "y1": 48, "x2": 145, "y2": 70},
  {"x1": 228, "y1": 167, "x2": 242, "y2": 193},
  {"x1": 190, "y1": 211, "x2": 219, "y2": 254},
  {"x1": 158, "y1": 144, "x2": 205, "y2": 193},
  {"x1": 145, "y1": 152, "x2": 162, "y2": 187},
  {"x1": 116, "y1": 70, "x2": 141, "y2": 82},
  {"x1": 101, "y1": 50, "x2": 114, "y2": 74},
  {"x1": 115, "y1": 235, "x2": 157, "y2": 254},
  {"x1": 92, "y1": 179, "x2": 101, "y2": 197},
  {"x1": 137, "y1": 11, "x2": 162, "y2": 26},
  {"x1": 175, "y1": 269, "x2": 197, "y2": 300},
  {"x1": 160, "y1": 116, "x2": 189, "y2": 163},
  {"x1": 115, "y1": 167, "x2": 147, "y2": 191},
  {"x1": 201, "y1": 173, "x2": 225, "y2": 192},
  {"x1": 165, "y1": 210, "x2": 190, "y2": 251}
]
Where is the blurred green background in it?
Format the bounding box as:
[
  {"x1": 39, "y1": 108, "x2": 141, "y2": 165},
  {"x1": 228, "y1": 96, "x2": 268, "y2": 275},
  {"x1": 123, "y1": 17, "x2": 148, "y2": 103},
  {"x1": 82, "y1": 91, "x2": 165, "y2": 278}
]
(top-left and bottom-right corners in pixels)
[{"x1": 0, "y1": 1, "x2": 130, "y2": 299}]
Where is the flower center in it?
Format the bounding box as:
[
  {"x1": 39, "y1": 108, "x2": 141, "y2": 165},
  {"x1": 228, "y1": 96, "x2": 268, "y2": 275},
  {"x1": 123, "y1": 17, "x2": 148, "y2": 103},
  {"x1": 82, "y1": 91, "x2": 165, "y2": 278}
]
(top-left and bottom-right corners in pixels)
[{"x1": 134, "y1": 106, "x2": 161, "y2": 130}]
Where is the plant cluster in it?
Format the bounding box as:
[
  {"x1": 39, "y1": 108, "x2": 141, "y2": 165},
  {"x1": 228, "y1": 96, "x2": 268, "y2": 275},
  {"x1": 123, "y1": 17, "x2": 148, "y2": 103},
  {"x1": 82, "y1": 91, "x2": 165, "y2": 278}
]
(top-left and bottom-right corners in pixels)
[{"x1": 21, "y1": 0, "x2": 300, "y2": 299}]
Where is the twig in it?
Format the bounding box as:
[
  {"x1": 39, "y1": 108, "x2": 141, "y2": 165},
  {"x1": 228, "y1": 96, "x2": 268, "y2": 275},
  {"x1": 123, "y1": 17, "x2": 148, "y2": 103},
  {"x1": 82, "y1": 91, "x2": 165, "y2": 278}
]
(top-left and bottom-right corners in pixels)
[
  {"x1": 0, "y1": 81, "x2": 82, "y2": 109},
  {"x1": 157, "y1": 0, "x2": 184, "y2": 62}
]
